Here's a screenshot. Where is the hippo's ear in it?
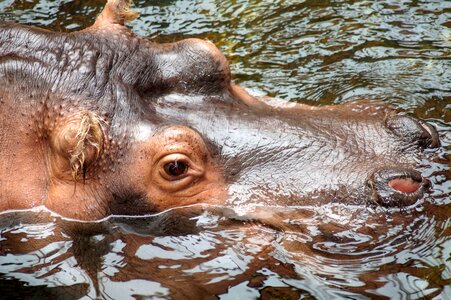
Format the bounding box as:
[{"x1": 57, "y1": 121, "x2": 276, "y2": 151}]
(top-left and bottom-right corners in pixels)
[
  {"x1": 94, "y1": 0, "x2": 139, "y2": 27},
  {"x1": 50, "y1": 111, "x2": 105, "y2": 181}
]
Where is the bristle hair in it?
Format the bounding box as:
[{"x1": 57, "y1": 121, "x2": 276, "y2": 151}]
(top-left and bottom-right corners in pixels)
[{"x1": 69, "y1": 111, "x2": 103, "y2": 180}]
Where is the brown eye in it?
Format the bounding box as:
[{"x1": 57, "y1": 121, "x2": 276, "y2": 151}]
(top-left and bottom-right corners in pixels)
[{"x1": 164, "y1": 161, "x2": 188, "y2": 177}]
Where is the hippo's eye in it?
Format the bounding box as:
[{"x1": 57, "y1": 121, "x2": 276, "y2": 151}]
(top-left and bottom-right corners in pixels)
[
  {"x1": 164, "y1": 161, "x2": 188, "y2": 177},
  {"x1": 157, "y1": 153, "x2": 203, "y2": 185},
  {"x1": 147, "y1": 127, "x2": 210, "y2": 194}
]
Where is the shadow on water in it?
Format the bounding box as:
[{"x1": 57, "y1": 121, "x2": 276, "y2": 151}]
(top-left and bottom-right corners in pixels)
[{"x1": 0, "y1": 0, "x2": 450, "y2": 299}]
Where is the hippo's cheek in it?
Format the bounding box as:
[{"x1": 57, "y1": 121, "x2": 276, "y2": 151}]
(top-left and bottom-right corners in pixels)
[
  {"x1": 128, "y1": 125, "x2": 227, "y2": 211},
  {"x1": 44, "y1": 111, "x2": 110, "y2": 220}
]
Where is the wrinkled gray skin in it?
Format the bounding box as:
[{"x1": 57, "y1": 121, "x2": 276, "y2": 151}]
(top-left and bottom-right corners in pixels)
[{"x1": 0, "y1": 11, "x2": 440, "y2": 220}]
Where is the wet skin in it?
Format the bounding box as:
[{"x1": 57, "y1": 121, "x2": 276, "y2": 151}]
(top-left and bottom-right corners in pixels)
[{"x1": 0, "y1": 0, "x2": 441, "y2": 220}]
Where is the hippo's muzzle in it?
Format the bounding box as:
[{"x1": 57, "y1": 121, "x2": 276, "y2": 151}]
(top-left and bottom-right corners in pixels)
[{"x1": 365, "y1": 115, "x2": 440, "y2": 206}]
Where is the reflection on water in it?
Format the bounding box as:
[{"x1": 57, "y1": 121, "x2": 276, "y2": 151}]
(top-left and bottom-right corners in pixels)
[
  {"x1": 0, "y1": 0, "x2": 450, "y2": 299},
  {"x1": 1, "y1": 202, "x2": 450, "y2": 299}
]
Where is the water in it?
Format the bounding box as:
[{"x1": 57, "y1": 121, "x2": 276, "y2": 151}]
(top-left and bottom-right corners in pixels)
[{"x1": 0, "y1": 0, "x2": 450, "y2": 299}]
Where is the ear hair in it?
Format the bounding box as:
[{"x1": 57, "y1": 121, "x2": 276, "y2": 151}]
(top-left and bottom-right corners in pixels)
[{"x1": 69, "y1": 111, "x2": 104, "y2": 180}]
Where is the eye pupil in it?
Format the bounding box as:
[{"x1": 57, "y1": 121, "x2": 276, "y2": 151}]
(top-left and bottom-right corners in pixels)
[{"x1": 164, "y1": 161, "x2": 188, "y2": 177}]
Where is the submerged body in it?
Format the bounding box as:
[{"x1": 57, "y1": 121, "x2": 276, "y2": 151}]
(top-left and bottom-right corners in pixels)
[{"x1": 0, "y1": 0, "x2": 441, "y2": 220}]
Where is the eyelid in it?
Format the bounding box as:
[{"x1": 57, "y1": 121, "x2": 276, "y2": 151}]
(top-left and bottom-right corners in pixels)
[
  {"x1": 160, "y1": 153, "x2": 190, "y2": 163},
  {"x1": 154, "y1": 143, "x2": 193, "y2": 162}
]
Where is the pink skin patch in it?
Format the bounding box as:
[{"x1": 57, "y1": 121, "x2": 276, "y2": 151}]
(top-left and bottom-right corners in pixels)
[{"x1": 388, "y1": 178, "x2": 422, "y2": 193}]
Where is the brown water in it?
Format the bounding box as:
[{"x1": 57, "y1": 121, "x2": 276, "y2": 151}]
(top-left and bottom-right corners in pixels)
[{"x1": 0, "y1": 0, "x2": 450, "y2": 299}]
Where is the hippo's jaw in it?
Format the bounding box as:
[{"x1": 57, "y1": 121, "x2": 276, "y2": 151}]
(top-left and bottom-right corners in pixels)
[{"x1": 0, "y1": 0, "x2": 441, "y2": 220}]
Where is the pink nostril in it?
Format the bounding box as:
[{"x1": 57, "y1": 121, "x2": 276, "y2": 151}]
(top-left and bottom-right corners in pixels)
[
  {"x1": 371, "y1": 168, "x2": 426, "y2": 206},
  {"x1": 388, "y1": 178, "x2": 422, "y2": 193}
]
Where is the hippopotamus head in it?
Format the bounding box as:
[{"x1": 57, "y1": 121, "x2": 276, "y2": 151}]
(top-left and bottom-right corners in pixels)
[{"x1": 0, "y1": 0, "x2": 440, "y2": 220}]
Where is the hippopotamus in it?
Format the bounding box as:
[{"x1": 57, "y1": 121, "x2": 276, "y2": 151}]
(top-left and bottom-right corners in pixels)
[{"x1": 0, "y1": 0, "x2": 441, "y2": 220}]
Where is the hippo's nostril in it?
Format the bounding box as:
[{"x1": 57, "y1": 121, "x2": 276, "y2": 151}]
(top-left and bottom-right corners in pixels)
[
  {"x1": 369, "y1": 168, "x2": 427, "y2": 207},
  {"x1": 417, "y1": 120, "x2": 440, "y2": 148},
  {"x1": 388, "y1": 177, "x2": 422, "y2": 194},
  {"x1": 385, "y1": 115, "x2": 440, "y2": 149}
]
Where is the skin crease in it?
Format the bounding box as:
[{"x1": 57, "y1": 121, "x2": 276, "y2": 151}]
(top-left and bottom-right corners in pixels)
[{"x1": 0, "y1": 0, "x2": 441, "y2": 220}]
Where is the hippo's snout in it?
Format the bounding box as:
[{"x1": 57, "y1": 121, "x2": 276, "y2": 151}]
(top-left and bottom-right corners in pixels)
[
  {"x1": 368, "y1": 168, "x2": 430, "y2": 207},
  {"x1": 386, "y1": 115, "x2": 440, "y2": 149}
]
